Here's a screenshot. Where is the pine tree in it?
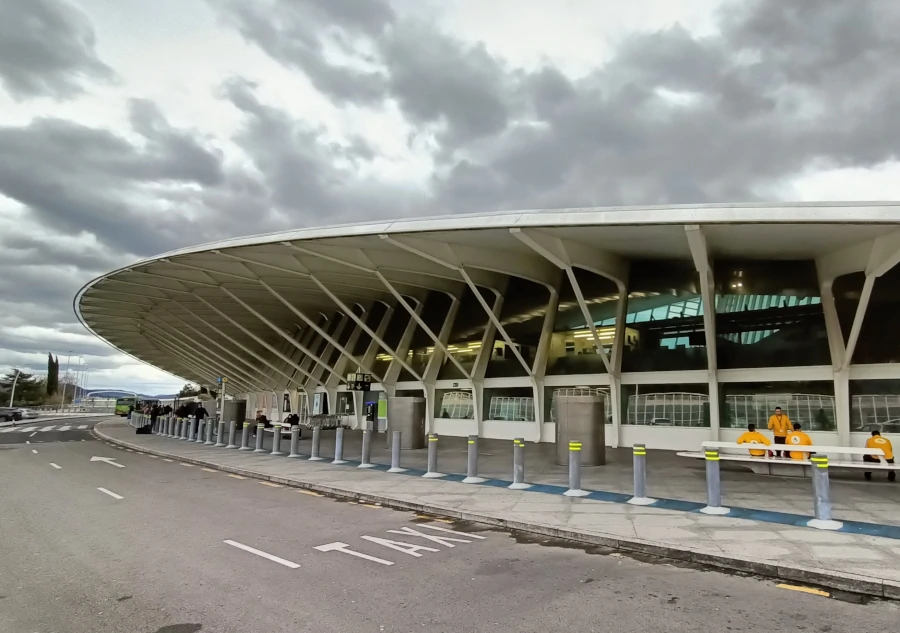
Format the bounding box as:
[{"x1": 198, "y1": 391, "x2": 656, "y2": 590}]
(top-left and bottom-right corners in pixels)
[{"x1": 46, "y1": 353, "x2": 59, "y2": 396}]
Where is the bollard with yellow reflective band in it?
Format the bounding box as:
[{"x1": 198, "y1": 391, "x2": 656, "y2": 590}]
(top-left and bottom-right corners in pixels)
[
  {"x1": 308, "y1": 424, "x2": 324, "y2": 461},
  {"x1": 808, "y1": 456, "x2": 843, "y2": 530},
  {"x1": 271, "y1": 423, "x2": 284, "y2": 456},
  {"x1": 423, "y1": 433, "x2": 445, "y2": 478},
  {"x1": 226, "y1": 419, "x2": 238, "y2": 449},
  {"x1": 628, "y1": 443, "x2": 655, "y2": 506},
  {"x1": 204, "y1": 416, "x2": 215, "y2": 444},
  {"x1": 254, "y1": 423, "x2": 266, "y2": 452},
  {"x1": 239, "y1": 422, "x2": 252, "y2": 450},
  {"x1": 188, "y1": 417, "x2": 198, "y2": 441},
  {"x1": 564, "y1": 441, "x2": 590, "y2": 497},
  {"x1": 700, "y1": 448, "x2": 730, "y2": 515},
  {"x1": 388, "y1": 430, "x2": 406, "y2": 472},
  {"x1": 509, "y1": 438, "x2": 531, "y2": 490},
  {"x1": 215, "y1": 419, "x2": 227, "y2": 447},
  {"x1": 288, "y1": 425, "x2": 301, "y2": 458},
  {"x1": 462, "y1": 435, "x2": 485, "y2": 484}
]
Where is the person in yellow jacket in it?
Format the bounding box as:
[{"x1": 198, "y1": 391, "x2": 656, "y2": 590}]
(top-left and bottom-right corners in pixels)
[
  {"x1": 785, "y1": 422, "x2": 813, "y2": 460},
  {"x1": 767, "y1": 406, "x2": 792, "y2": 457},
  {"x1": 864, "y1": 430, "x2": 896, "y2": 482},
  {"x1": 736, "y1": 424, "x2": 771, "y2": 457}
]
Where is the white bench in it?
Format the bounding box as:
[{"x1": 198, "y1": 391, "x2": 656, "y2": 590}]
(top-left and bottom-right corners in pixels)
[
  {"x1": 262, "y1": 424, "x2": 293, "y2": 436},
  {"x1": 677, "y1": 441, "x2": 896, "y2": 478}
]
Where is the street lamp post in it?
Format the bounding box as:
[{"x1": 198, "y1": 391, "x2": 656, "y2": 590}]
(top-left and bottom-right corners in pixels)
[
  {"x1": 58, "y1": 352, "x2": 72, "y2": 412},
  {"x1": 8, "y1": 369, "x2": 20, "y2": 407}
]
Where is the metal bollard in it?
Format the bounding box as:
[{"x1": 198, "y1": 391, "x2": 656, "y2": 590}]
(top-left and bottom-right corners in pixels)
[
  {"x1": 462, "y1": 435, "x2": 485, "y2": 483},
  {"x1": 204, "y1": 417, "x2": 215, "y2": 445},
  {"x1": 239, "y1": 422, "x2": 251, "y2": 450},
  {"x1": 271, "y1": 424, "x2": 284, "y2": 456},
  {"x1": 173, "y1": 418, "x2": 181, "y2": 439},
  {"x1": 164, "y1": 416, "x2": 171, "y2": 437},
  {"x1": 387, "y1": 430, "x2": 405, "y2": 472},
  {"x1": 189, "y1": 418, "x2": 198, "y2": 441},
  {"x1": 628, "y1": 443, "x2": 655, "y2": 505},
  {"x1": 700, "y1": 449, "x2": 730, "y2": 515},
  {"x1": 183, "y1": 418, "x2": 190, "y2": 440},
  {"x1": 423, "y1": 433, "x2": 445, "y2": 478},
  {"x1": 309, "y1": 425, "x2": 324, "y2": 461},
  {"x1": 509, "y1": 438, "x2": 531, "y2": 489},
  {"x1": 358, "y1": 429, "x2": 374, "y2": 468},
  {"x1": 808, "y1": 456, "x2": 842, "y2": 530},
  {"x1": 254, "y1": 423, "x2": 265, "y2": 452},
  {"x1": 168, "y1": 416, "x2": 175, "y2": 438},
  {"x1": 195, "y1": 419, "x2": 204, "y2": 443},
  {"x1": 288, "y1": 425, "x2": 301, "y2": 458},
  {"x1": 226, "y1": 420, "x2": 238, "y2": 449},
  {"x1": 332, "y1": 427, "x2": 346, "y2": 464},
  {"x1": 214, "y1": 420, "x2": 226, "y2": 447},
  {"x1": 564, "y1": 441, "x2": 590, "y2": 497}
]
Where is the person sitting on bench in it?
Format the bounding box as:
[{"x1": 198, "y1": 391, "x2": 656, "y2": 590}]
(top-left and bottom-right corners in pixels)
[
  {"x1": 767, "y1": 407, "x2": 792, "y2": 457},
  {"x1": 785, "y1": 422, "x2": 813, "y2": 460},
  {"x1": 736, "y1": 424, "x2": 771, "y2": 457},
  {"x1": 864, "y1": 430, "x2": 895, "y2": 482}
]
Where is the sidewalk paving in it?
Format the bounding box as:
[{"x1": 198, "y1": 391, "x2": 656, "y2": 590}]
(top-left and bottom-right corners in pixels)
[{"x1": 95, "y1": 420, "x2": 900, "y2": 599}]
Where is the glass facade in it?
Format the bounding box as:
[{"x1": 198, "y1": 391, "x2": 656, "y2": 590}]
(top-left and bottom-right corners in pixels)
[
  {"x1": 485, "y1": 277, "x2": 550, "y2": 378},
  {"x1": 371, "y1": 307, "x2": 414, "y2": 378},
  {"x1": 621, "y1": 384, "x2": 710, "y2": 427},
  {"x1": 398, "y1": 292, "x2": 454, "y2": 381},
  {"x1": 622, "y1": 260, "x2": 707, "y2": 372},
  {"x1": 437, "y1": 389, "x2": 475, "y2": 419},
  {"x1": 484, "y1": 387, "x2": 535, "y2": 421},
  {"x1": 546, "y1": 268, "x2": 620, "y2": 375},
  {"x1": 852, "y1": 265, "x2": 900, "y2": 364},
  {"x1": 713, "y1": 260, "x2": 830, "y2": 368},
  {"x1": 719, "y1": 381, "x2": 836, "y2": 431},
  {"x1": 850, "y1": 380, "x2": 900, "y2": 431},
  {"x1": 436, "y1": 286, "x2": 492, "y2": 380}
]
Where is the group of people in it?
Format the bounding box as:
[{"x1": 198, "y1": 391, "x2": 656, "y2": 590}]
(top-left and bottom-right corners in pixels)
[{"x1": 735, "y1": 406, "x2": 895, "y2": 481}]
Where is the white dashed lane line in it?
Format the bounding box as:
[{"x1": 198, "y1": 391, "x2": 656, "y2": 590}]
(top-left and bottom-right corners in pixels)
[
  {"x1": 223, "y1": 540, "x2": 301, "y2": 569},
  {"x1": 97, "y1": 488, "x2": 124, "y2": 500},
  {"x1": 49, "y1": 463, "x2": 62, "y2": 470}
]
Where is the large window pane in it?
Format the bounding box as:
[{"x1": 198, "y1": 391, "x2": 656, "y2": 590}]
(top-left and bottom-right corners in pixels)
[
  {"x1": 621, "y1": 384, "x2": 710, "y2": 427},
  {"x1": 485, "y1": 277, "x2": 549, "y2": 378},
  {"x1": 351, "y1": 302, "x2": 388, "y2": 357},
  {"x1": 713, "y1": 260, "x2": 829, "y2": 368},
  {"x1": 436, "y1": 389, "x2": 475, "y2": 419},
  {"x1": 719, "y1": 381, "x2": 835, "y2": 431},
  {"x1": 484, "y1": 387, "x2": 534, "y2": 421},
  {"x1": 371, "y1": 308, "x2": 413, "y2": 378},
  {"x1": 832, "y1": 272, "x2": 864, "y2": 345},
  {"x1": 545, "y1": 386, "x2": 612, "y2": 425},
  {"x1": 853, "y1": 265, "x2": 900, "y2": 364},
  {"x1": 547, "y1": 268, "x2": 620, "y2": 375},
  {"x1": 850, "y1": 380, "x2": 900, "y2": 431},
  {"x1": 622, "y1": 260, "x2": 707, "y2": 372},
  {"x1": 398, "y1": 292, "x2": 453, "y2": 381}
]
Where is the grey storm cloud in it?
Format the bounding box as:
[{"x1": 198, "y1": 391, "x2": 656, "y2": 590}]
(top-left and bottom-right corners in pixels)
[{"x1": 0, "y1": 0, "x2": 115, "y2": 100}]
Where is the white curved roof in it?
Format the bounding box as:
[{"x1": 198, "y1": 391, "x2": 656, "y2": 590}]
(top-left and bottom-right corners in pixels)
[{"x1": 75, "y1": 202, "x2": 900, "y2": 390}]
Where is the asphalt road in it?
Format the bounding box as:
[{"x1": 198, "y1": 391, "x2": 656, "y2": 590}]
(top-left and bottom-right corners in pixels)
[{"x1": 1, "y1": 418, "x2": 899, "y2": 633}]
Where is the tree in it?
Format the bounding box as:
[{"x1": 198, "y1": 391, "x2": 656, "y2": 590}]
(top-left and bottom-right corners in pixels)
[
  {"x1": 0, "y1": 370, "x2": 47, "y2": 405},
  {"x1": 46, "y1": 354, "x2": 59, "y2": 396},
  {"x1": 178, "y1": 383, "x2": 200, "y2": 398}
]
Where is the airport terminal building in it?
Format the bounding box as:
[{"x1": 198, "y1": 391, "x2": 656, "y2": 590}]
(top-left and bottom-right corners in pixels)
[{"x1": 76, "y1": 203, "x2": 900, "y2": 450}]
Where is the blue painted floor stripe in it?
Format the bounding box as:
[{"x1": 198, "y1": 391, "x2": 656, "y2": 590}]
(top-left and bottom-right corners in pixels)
[{"x1": 197, "y1": 439, "x2": 900, "y2": 540}]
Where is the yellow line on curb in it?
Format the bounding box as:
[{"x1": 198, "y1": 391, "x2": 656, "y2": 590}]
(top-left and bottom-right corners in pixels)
[
  {"x1": 259, "y1": 481, "x2": 282, "y2": 488},
  {"x1": 298, "y1": 490, "x2": 323, "y2": 497},
  {"x1": 201, "y1": 468, "x2": 218, "y2": 473},
  {"x1": 776, "y1": 584, "x2": 830, "y2": 597},
  {"x1": 227, "y1": 474, "x2": 246, "y2": 480}
]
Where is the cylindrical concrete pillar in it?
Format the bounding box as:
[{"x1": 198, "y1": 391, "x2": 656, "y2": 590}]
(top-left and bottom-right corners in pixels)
[
  {"x1": 271, "y1": 424, "x2": 284, "y2": 456},
  {"x1": 387, "y1": 430, "x2": 405, "y2": 472},
  {"x1": 808, "y1": 456, "x2": 842, "y2": 530},
  {"x1": 700, "y1": 449, "x2": 729, "y2": 515},
  {"x1": 214, "y1": 420, "x2": 226, "y2": 447},
  {"x1": 289, "y1": 425, "x2": 301, "y2": 458},
  {"x1": 332, "y1": 427, "x2": 346, "y2": 464},
  {"x1": 254, "y1": 423, "x2": 266, "y2": 452},
  {"x1": 195, "y1": 419, "x2": 205, "y2": 443},
  {"x1": 309, "y1": 426, "x2": 324, "y2": 461},
  {"x1": 189, "y1": 419, "x2": 198, "y2": 441},
  {"x1": 239, "y1": 422, "x2": 251, "y2": 450},
  {"x1": 628, "y1": 444, "x2": 655, "y2": 505},
  {"x1": 423, "y1": 433, "x2": 444, "y2": 478},
  {"x1": 509, "y1": 438, "x2": 530, "y2": 489},
  {"x1": 462, "y1": 435, "x2": 485, "y2": 483},
  {"x1": 204, "y1": 417, "x2": 215, "y2": 445},
  {"x1": 226, "y1": 420, "x2": 238, "y2": 449},
  {"x1": 358, "y1": 429, "x2": 374, "y2": 468}
]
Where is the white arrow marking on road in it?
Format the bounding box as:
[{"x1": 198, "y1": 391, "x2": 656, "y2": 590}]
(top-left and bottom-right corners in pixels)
[
  {"x1": 223, "y1": 540, "x2": 301, "y2": 569},
  {"x1": 50, "y1": 463, "x2": 62, "y2": 470},
  {"x1": 90, "y1": 456, "x2": 125, "y2": 468},
  {"x1": 97, "y1": 487, "x2": 124, "y2": 500},
  {"x1": 313, "y1": 542, "x2": 394, "y2": 566}
]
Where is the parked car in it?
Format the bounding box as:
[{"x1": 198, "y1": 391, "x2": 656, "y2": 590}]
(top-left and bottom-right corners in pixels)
[
  {"x1": 0, "y1": 407, "x2": 23, "y2": 423},
  {"x1": 15, "y1": 408, "x2": 39, "y2": 420}
]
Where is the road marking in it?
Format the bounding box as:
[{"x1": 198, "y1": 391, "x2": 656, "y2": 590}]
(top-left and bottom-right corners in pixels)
[
  {"x1": 18, "y1": 426, "x2": 38, "y2": 433},
  {"x1": 298, "y1": 490, "x2": 323, "y2": 496},
  {"x1": 162, "y1": 459, "x2": 173, "y2": 463},
  {"x1": 58, "y1": 425, "x2": 71, "y2": 431},
  {"x1": 223, "y1": 540, "x2": 300, "y2": 569},
  {"x1": 360, "y1": 535, "x2": 438, "y2": 557},
  {"x1": 201, "y1": 468, "x2": 218, "y2": 473},
  {"x1": 77, "y1": 425, "x2": 88, "y2": 430},
  {"x1": 227, "y1": 474, "x2": 245, "y2": 479},
  {"x1": 314, "y1": 542, "x2": 394, "y2": 566},
  {"x1": 149, "y1": 455, "x2": 159, "y2": 458},
  {"x1": 387, "y1": 526, "x2": 472, "y2": 547},
  {"x1": 49, "y1": 463, "x2": 62, "y2": 470},
  {"x1": 90, "y1": 456, "x2": 124, "y2": 468},
  {"x1": 26, "y1": 440, "x2": 30, "y2": 444},
  {"x1": 38, "y1": 425, "x2": 57, "y2": 432},
  {"x1": 31, "y1": 449, "x2": 37, "y2": 454},
  {"x1": 125, "y1": 449, "x2": 135, "y2": 452},
  {"x1": 259, "y1": 481, "x2": 282, "y2": 488},
  {"x1": 97, "y1": 487, "x2": 124, "y2": 500},
  {"x1": 360, "y1": 503, "x2": 381, "y2": 509},
  {"x1": 180, "y1": 462, "x2": 193, "y2": 467},
  {"x1": 776, "y1": 584, "x2": 830, "y2": 597},
  {"x1": 29, "y1": 432, "x2": 37, "y2": 437}
]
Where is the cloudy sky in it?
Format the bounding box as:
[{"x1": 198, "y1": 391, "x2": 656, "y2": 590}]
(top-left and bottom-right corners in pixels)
[{"x1": 1, "y1": 0, "x2": 899, "y2": 394}]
